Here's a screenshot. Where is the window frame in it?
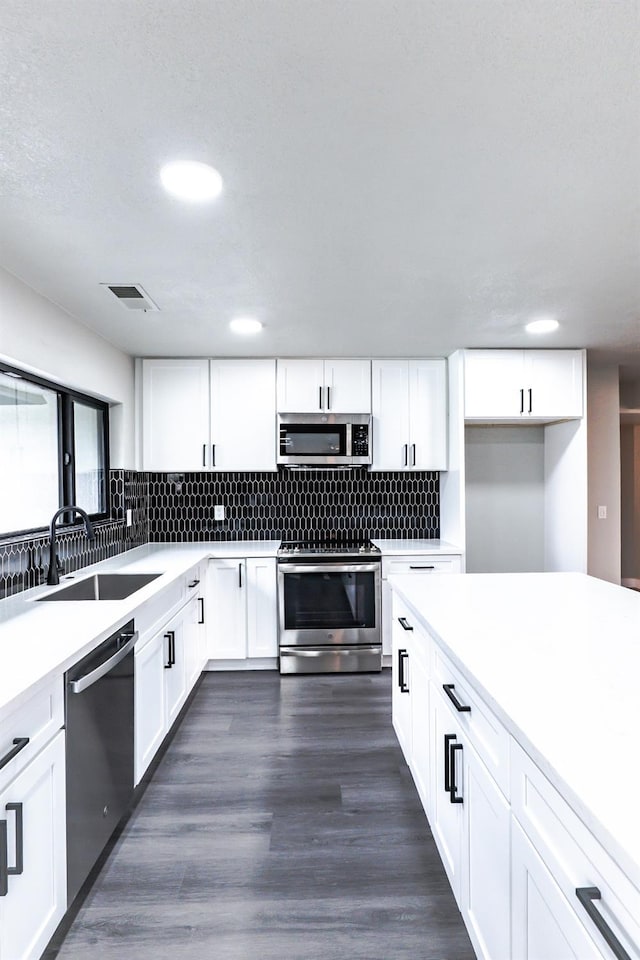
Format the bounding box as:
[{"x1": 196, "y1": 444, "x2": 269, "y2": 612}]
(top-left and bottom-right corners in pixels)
[{"x1": 0, "y1": 360, "x2": 110, "y2": 538}]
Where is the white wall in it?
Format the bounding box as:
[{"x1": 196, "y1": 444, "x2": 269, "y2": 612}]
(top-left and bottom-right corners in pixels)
[
  {"x1": 586, "y1": 361, "x2": 621, "y2": 584},
  {"x1": 465, "y1": 425, "x2": 545, "y2": 573},
  {"x1": 0, "y1": 266, "x2": 135, "y2": 467}
]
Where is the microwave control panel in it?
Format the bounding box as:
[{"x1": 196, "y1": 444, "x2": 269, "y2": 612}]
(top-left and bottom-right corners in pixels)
[{"x1": 351, "y1": 424, "x2": 369, "y2": 456}]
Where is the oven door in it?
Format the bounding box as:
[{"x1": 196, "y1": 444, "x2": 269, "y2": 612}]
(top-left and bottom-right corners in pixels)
[{"x1": 278, "y1": 561, "x2": 381, "y2": 647}]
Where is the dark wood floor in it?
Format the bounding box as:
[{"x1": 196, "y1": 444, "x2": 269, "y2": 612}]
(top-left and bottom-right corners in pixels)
[{"x1": 47, "y1": 670, "x2": 476, "y2": 960}]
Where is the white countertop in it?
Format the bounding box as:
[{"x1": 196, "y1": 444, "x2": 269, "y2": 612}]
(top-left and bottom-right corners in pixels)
[
  {"x1": 372, "y1": 538, "x2": 462, "y2": 555},
  {"x1": 0, "y1": 541, "x2": 280, "y2": 721},
  {"x1": 389, "y1": 571, "x2": 640, "y2": 890}
]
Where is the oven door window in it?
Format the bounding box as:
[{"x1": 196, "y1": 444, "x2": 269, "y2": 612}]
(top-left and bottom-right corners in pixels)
[
  {"x1": 280, "y1": 424, "x2": 347, "y2": 457},
  {"x1": 283, "y1": 570, "x2": 376, "y2": 630}
]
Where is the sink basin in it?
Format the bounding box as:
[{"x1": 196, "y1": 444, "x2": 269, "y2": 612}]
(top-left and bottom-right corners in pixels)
[{"x1": 37, "y1": 573, "x2": 161, "y2": 601}]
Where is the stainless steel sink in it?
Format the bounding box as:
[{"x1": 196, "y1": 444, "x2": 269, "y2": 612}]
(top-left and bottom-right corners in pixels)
[{"x1": 37, "y1": 573, "x2": 161, "y2": 601}]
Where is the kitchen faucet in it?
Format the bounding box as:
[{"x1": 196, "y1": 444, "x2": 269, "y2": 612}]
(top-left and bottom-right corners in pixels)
[{"x1": 47, "y1": 506, "x2": 96, "y2": 585}]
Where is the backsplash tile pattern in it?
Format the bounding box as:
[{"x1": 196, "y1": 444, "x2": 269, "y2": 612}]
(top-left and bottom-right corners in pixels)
[
  {"x1": 147, "y1": 470, "x2": 439, "y2": 542},
  {"x1": 0, "y1": 470, "x2": 148, "y2": 600}
]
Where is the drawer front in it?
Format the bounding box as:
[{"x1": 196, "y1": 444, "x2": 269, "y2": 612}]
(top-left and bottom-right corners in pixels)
[
  {"x1": 383, "y1": 555, "x2": 462, "y2": 579},
  {"x1": 511, "y1": 739, "x2": 640, "y2": 957},
  {"x1": 0, "y1": 676, "x2": 64, "y2": 790},
  {"x1": 432, "y1": 643, "x2": 510, "y2": 798}
]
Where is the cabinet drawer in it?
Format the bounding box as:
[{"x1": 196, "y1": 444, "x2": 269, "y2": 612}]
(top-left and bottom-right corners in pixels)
[
  {"x1": 511, "y1": 739, "x2": 640, "y2": 958},
  {"x1": 383, "y1": 555, "x2": 462, "y2": 578},
  {"x1": 432, "y1": 643, "x2": 510, "y2": 798},
  {"x1": 0, "y1": 676, "x2": 64, "y2": 789}
]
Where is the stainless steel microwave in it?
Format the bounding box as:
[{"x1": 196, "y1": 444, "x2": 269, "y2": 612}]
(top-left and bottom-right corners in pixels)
[{"x1": 277, "y1": 413, "x2": 372, "y2": 467}]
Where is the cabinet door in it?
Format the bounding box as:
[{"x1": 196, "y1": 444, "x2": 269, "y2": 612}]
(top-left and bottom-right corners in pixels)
[
  {"x1": 210, "y1": 359, "x2": 277, "y2": 471},
  {"x1": 246, "y1": 558, "x2": 278, "y2": 658},
  {"x1": 511, "y1": 818, "x2": 604, "y2": 959},
  {"x1": 409, "y1": 649, "x2": 430, "y2": 816},
  {"x1": 141, "y1": 358, "x2": 210, "y2": 470},
  {"x1": 526, "y1": 350, "x2": 583, "y2": 418},
  {"x1": 134, "y1": 630, "x2": 167, "y2": 785},
  {"x1": 276, "y1": 359, "x2": 325, "y2": 413},
  {"x1": 0, "y1": 731, "x2": 66, "y2": 960},
  {"x1": 391, "y1": 612, "x2": 413, "y2": 761},
  {"x1": 464, "y1": 351, "x2": 525, "y2": 419},
  {"x1": 207, "y1": 559, "x2": 247, "y2": 660},
  {"x1": 164, "y1": 611, "x2": 187, "y2": 728},
  {"x1": 371, "y1": 360, "x2": 410, "y2": 470},
  {"x1": 429, "y1": 682, "x2": 464, "y2": 904},
  {"x1": 323, "y1": 359, "x2": 371, "y2": 413},
  {"x1": 183, "y1": 592, "x2": 204, "y2": 692},
  {"x1": 408, "y1": 359, "x2": 448, "y2": 469},
  {"x1": 463, "y1": 743, "x2": 510, "y2": 960}
]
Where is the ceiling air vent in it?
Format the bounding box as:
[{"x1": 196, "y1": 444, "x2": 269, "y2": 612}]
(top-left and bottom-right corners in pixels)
[{"x1": 102, "y1": 284, "x2": 159, "y2": 311}]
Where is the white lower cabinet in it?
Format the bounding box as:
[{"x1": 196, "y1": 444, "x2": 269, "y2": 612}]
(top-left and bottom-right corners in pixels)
[
  {"x1": 0, "y1": 730, "x2": 66, "y2": 960},
  {"x1": 382, "y1": 554, "x2": 462, "y2": 657},
  {"x1": 429, "y1": 681, "x2": 465, "y2": 901},
  {"x1": 163, "y1": 606, "x2": 187, "y2": 729},
  {"x1": 511, "y1": 818, "x2": 605, "y2": 960},
  {"x1": 134, "y1": 627, "x2": 167, "y2": 785},
  {"x1": 207, "y1": 557, "x2": 278, "y2": 664}
]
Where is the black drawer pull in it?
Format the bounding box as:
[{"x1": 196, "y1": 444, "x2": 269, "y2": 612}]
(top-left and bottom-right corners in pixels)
[
  {"x1": 449, "y1": 742, "x2": 464, "y2": 803},
  {"x1": 409, "y1": 565, "x2": 436, "y2": 570},
  {"x1": 0, "y1": 738, "x2": 30, "y2": 772},
  {"x1": 575, "y1": 888, "x2": 631, "y2": 960},
  {"x1": 5, "y1": 803, "x2": 23, "y2": 876},
  {"x1": 397, "y1": 617, "x2": 413, "y2": 632},
  {"x1": 198, "y1": 597, "x2": 205, "y2": 624},
  {"x1": 398, "y1": 649, "x2": 409, "y2": 693},
  {"x1": 188, "y1": 579, "x2": 200, "y2": 588},
  {"x1": 443, "y1": 683, "x2": 471, "y2": 712}
]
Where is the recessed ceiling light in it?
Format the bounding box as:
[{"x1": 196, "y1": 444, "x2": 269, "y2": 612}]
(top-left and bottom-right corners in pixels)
[
  {"x1": 229, "y1": 317, "x2": 263, "y2": 335},
  {"x1": 160, "y1": 160, "x2": 223, "y2": 202},
  {"x1": 525, "y1": 318, "x2": 560, "y2": 335}
]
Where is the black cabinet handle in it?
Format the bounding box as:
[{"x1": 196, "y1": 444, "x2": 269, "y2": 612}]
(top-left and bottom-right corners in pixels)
[
  {"x1": 411, "y1": 443, "x2": 416, "y2": 466},
  {"x1": 202, "y1": 443, "x2": 206, "y2": 467},
  {"x1": 326, "y1": 386, "x2": 331, "y2": 410},
  {"x1": 398, "y1": 649, "x2": 409, "y2": 692},
  {"x1": 397, "y1": 617, "x2": 413, "y2": 632},
  {"x1": 212, "y1": 444, "x2": 216, "y2": 467},
  {"x1": 5, "y1": 803, "x2": 23, "y2": 876},
  {"x1": 239, "y1": 563, "x2": 243, "y2": 588},
  {"x1": 409, "y1": 565, "x2": 435, "y2": 570},
  {"x1": 0, "y1": 738, "x2": 29, "y2": 772},
  {"x1": 198, "y1": 597, "x2": 205, "y2": 624},
  {"x1": 575, "y1": 888, "x2": 631, "y2": 960},
  {"x1": 0, "y1": 820, "x2": 7, "y2": 897},
  {"x1": 164, "y1": 630, "x2": 175, "y2": 668},
  {"x1": 528, "y1": 388, "x2": 533, "y2": 414},
  {"x1": 519, "y1": 388, "x2": 524, "y2": 414},
  {"x1": 444, "y1": 733, "x2": 457, "y2": 793},
  {"x1": 403, "y1": 444, "x2": 408, "y2": 467},
  {"x1": 188, "y1": 579, "x2": 200, "y2": 588},
  {"x1": 443, "y1": 683, "x2": 471, "y2": 712},
  {"x1": 449, "y1": 742, "x2": 464, "y2": 803},
  {"x1": 319, "y1": 386, "x2": 323, "y2": 410}
]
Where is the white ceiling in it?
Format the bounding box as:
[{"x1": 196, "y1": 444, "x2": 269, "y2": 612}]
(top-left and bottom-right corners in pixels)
[{"x1": 1, "y1": 1, "x2": 639, "y2": 371}]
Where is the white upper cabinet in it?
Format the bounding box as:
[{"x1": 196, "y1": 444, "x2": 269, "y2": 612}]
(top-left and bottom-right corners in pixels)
[
  {"x1": 371, "y1": 359, "x2": 447, "y2": 470},
  {"x1": 141, "y1": 358, "x2": 277, "y2": 472},
  {"x1": 142, "y1": 358, "x2": 210, "y2": 471},
  {"x1": 277, "y1": 358, "x2": 371, "y2": 412},
  {"x1": 210, "y1": 359, "x2": 276, "y2": 471},
  {"x1": 464, "y1": 350, "x2": 584, "y2": 421}
]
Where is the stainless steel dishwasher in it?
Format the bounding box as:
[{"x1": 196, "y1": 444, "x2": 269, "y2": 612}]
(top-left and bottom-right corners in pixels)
[{"x1": 65, "y1": 619, "x2": 137, "y2": 906}]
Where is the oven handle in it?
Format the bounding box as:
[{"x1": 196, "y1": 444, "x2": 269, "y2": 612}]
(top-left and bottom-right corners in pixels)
[
  {"x1": 278, "y1": 562, "x2": 381, "y2": 575},
  {"x1": 280, "y1": 646, "x2": 381, "y2": 657}
]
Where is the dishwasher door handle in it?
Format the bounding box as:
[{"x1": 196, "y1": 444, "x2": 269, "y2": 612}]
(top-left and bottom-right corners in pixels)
[{"x1": 69, "y1": 632, "x2": 138, "y2": 694}]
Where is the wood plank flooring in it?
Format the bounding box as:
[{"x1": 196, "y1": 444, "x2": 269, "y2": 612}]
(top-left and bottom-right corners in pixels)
[{"x1": 46, "y1": 670, "x2": 476, "y2": 960}]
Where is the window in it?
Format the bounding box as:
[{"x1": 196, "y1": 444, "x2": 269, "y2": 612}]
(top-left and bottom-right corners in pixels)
[{"x1": 0, "y1": 363, "x2": 109, "y2": 537}]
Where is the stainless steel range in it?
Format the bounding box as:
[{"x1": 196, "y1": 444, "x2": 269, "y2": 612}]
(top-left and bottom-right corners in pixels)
[{"x1": 277, "y1": 539, "x2": 382, "y2": 674}]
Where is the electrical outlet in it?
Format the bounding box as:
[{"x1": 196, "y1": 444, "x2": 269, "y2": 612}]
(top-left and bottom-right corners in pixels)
[
  {"x1": 126, "y1": 508, "x2": 133, "y2": 526},
  {"x1": 597, "y1": 505, "x2": 607, "y2": 520},
  {"x1": 214, "y1": 505, "x2": 225, "y2": 521}
]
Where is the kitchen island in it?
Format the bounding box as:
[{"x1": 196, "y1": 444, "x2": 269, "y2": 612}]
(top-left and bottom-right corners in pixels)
[{"x1": 389, "y1": 571, "x2": 640, "y2": 960}]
